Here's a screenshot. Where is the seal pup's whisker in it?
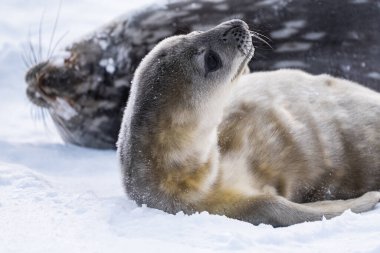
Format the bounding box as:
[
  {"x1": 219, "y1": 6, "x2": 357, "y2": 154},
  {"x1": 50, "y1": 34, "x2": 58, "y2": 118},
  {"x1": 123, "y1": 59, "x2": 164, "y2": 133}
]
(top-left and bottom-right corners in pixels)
[
  {"x1": 250, "y1": 30, "x2": 271, "y2": 41},
  {"x1": 249, "y1": 30, "x2": 272, "y2": 49},
  {"x1": 250, "y1": 51, "x2": 266, "y2": 60}
]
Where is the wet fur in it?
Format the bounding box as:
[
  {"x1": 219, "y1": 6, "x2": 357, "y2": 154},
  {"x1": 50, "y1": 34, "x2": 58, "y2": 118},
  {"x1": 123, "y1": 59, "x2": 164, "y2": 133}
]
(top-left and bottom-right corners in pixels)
[{"x1": 117, "y1": 20, "x2": 380, "y2": 227}]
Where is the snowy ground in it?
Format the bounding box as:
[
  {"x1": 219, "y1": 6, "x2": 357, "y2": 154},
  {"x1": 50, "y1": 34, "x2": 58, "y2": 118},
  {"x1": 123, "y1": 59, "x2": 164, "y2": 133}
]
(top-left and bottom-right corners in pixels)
[{"x1": 0, "y1": 1, "x2": 379, "y2": 252}]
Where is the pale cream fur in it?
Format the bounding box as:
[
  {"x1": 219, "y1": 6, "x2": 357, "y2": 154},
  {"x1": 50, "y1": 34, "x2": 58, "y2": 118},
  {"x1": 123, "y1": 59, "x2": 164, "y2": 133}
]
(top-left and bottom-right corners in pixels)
[{"x1": 118, "y1": 20, "x2": 380, "y2": 227}]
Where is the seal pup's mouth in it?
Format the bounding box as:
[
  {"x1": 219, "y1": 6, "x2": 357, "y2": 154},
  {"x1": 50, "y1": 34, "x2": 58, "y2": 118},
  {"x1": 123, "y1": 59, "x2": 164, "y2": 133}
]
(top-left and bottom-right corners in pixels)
[
  {"x1": 232, "y1": 45, "x2": 255, "y2": 82},
  {"x1": 230, "y1": 24, "x2": 256, "y2": 82}
]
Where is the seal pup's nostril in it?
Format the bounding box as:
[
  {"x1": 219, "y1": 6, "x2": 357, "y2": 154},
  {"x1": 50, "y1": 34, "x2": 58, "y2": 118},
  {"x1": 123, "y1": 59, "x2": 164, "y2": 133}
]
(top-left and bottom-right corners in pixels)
[{"x1": 220, "y1": 21, "x2": 253, "y2": 55}]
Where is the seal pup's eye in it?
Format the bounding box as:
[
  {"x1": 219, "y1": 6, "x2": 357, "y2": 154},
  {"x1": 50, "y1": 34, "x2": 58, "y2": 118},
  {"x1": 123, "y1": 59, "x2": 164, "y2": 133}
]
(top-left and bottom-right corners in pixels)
[{"x1": 204, "y1": 50, "x2": 222, "y2": 73}]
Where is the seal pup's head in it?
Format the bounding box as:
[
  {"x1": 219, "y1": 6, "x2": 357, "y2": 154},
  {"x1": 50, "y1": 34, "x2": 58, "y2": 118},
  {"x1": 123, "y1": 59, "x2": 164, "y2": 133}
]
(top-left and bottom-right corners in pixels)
[
  {"x1": 118, "y1": 20, "x2": 255, "y2": 210},
  {"x1": 130, "y1": 19, "x2": 254, "y2": 112}
]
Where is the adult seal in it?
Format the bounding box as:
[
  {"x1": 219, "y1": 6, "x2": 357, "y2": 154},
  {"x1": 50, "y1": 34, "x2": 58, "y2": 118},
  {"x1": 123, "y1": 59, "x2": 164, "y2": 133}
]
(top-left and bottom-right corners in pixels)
[
  {"x1": 25, "y1": 0, "x2": 380, "y2": 149},
  {"x1": 117, "y1": 20, "x2": 380, "y2": 227}
]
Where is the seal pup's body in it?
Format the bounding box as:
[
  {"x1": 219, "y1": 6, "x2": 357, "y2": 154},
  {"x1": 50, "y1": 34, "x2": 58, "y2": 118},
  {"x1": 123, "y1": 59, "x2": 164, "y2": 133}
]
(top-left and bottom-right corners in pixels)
[{"x1": 117, "y1": 20, "x2": 380, "y2": 227}]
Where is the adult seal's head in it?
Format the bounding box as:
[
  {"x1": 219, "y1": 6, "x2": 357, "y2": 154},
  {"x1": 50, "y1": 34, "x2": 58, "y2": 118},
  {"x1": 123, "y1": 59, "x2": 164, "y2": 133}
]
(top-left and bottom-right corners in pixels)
[{"x1": 24, "y1": 33, "x2": 131, "y2": 149}]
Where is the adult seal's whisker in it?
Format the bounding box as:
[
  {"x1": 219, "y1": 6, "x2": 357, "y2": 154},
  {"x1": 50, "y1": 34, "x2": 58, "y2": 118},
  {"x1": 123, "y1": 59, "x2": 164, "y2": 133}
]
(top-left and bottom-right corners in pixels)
[
  {"x1": 38, "y1": 9, "x2": 47, "y2": 62},
  {"x1": 39, "y1": 107, "x2": 49, "y2": 130},
  {"x1": 27, "y1": 29, "x2": 38, "y2": 65},
  {"x1": 47, "y1": 0, "x2": 63, "y2": 59},
  {"x1": 22, "y1": 42, "x2": 35, "y2": 68},
  {"x1": 49, "y1": 31, "x2": 69, "y2": 60}
]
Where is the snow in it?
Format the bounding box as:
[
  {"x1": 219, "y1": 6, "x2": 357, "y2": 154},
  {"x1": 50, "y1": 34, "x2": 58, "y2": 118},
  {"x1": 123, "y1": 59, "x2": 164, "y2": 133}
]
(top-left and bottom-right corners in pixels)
[
  {"x1": 368, "y1": 72, "x2": 380, "y2": 80},
  {"x1": 275, "y1": 42, "x2": 312, "y2": 52},
  {"x1": 273, "y1": 60, "x2": 308, "y2": 69},
  {"x1": 303, "y1": 32, "x2": 326, "y2": 41},
  {"x1": 99, "y1": 58, "x2": 116, "y2": 74},
  {"x1": 0, "y1": 1, "x2": 379, "y2": 252},
  {"x1": 270, "y1": 20, "x2": 306, "y2": 39}
]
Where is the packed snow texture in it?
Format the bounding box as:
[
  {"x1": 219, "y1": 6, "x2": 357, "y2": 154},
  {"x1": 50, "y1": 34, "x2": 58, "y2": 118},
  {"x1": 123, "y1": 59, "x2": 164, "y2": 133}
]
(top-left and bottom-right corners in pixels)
[{"x1": 0, "y1": 1, "x2": 379, "y2": 252}]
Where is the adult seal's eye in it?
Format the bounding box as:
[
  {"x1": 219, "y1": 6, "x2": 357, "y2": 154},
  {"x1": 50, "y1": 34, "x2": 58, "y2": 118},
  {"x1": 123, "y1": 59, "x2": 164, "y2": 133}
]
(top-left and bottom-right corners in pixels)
[{"x1": 205, "y1": 50, "x2": 222, "y2": 73}]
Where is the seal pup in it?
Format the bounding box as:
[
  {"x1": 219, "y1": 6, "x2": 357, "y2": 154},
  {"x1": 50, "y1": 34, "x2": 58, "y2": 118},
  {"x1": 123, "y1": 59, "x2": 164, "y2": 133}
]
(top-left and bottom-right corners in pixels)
[
  {"x1": 117, "y1": 19, "x2": 380, "y2": 227},
  {"x1": 26, "y1": 0, "x2": 380, "y2": 149}
]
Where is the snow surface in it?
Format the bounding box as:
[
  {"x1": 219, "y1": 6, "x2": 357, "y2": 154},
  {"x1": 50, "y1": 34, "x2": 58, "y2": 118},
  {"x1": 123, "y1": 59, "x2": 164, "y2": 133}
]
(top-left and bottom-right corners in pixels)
[{"x1": 0, "y1": 1, "x2": 379, "y2": 252}]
